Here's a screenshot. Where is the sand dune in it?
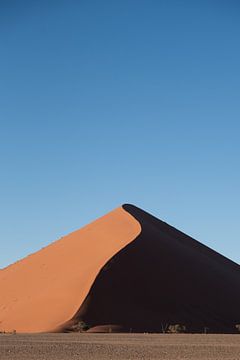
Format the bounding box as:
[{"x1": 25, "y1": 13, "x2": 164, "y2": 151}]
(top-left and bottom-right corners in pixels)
[{"x1": 1, "y1": 204, "x2": 240, "y2": 333}]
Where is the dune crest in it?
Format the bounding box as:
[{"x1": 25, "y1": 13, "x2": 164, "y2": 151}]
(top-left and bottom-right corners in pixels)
[{"x1": 0, "y1": 206, "x2": 141, "y2": 333}]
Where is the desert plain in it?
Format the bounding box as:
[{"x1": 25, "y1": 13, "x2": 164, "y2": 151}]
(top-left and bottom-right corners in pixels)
[{"x1": 1, "y1": 333, "x2": 240, "y2": 360}]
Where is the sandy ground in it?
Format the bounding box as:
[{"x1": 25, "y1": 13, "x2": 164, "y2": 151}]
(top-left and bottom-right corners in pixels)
[{"x1": 0, "y1": 333, "x2": 240, "y2": 360}]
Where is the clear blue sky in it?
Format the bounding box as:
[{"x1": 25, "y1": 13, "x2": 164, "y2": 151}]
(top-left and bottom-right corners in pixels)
[{"x1": 0, "y1": 0, "x2": 240, "y2": 268}]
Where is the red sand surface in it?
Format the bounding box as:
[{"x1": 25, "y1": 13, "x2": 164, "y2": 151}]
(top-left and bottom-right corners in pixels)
[{"x1": 0, "y1": 207, "x2": 141, "y2": 333}]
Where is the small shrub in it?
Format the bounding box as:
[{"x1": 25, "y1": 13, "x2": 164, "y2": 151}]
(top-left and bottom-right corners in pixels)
[
  {"x1": 168, "y1": 324, "x2": 186, "y2": 333},
  {"x1": 0, "y1": 330, "x2": 16, "y2": 335},
  {"x1": 71, "y1": 321, "x2": 89, "y2": 332},
  {"x1": 235, "y1": 324, "x2": 240, "y2": 332},
  {"x1": 203, "y1": 326, "x2": 209, "y2": 334}
]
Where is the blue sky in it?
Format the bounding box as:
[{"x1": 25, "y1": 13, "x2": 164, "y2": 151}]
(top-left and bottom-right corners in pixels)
[{"x1": 0, "y1": 0, "x2": 240, "y2": 268}]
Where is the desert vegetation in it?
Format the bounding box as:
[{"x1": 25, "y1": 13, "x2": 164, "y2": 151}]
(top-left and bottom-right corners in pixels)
[
  {"x1": 66, "y1": 320, "x2": 89, "y2": 332},
  {"x1": 235, "y1": 324, "x2": 240, "y2": 332},
  {"x1": 0, "y1": 329, "x2": 16, "y2": 335},
  {"x1": 167, "y1": 324, "x2": 187, "y2": 333}
]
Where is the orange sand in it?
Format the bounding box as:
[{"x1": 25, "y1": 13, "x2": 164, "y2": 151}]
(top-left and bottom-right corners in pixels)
[{"x1": 0, "y1": 207, "x2": 141, "y2": 333}]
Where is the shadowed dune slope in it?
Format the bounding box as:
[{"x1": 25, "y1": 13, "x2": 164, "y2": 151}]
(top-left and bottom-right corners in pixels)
[
  {"x1": 0, "y1": 207, "x2": 141, "y2": 333},
  {"x1": 72, "y1": 204, "x2": 240, "y2": 333}
]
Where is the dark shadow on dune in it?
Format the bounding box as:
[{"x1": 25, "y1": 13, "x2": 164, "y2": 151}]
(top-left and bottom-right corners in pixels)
[{"x1": 65, "y1": 204, "x2": 240, "y2": 333}]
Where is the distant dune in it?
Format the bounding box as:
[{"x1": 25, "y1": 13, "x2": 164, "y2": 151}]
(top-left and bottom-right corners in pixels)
[{"x1": 0, "y1": 204, "x2": 240, "y2": 333}]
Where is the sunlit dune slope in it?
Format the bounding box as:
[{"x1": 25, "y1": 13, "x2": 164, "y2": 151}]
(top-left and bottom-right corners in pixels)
[{"x1": 0, "y1": 207, "x2": 141, "y2": 333}]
